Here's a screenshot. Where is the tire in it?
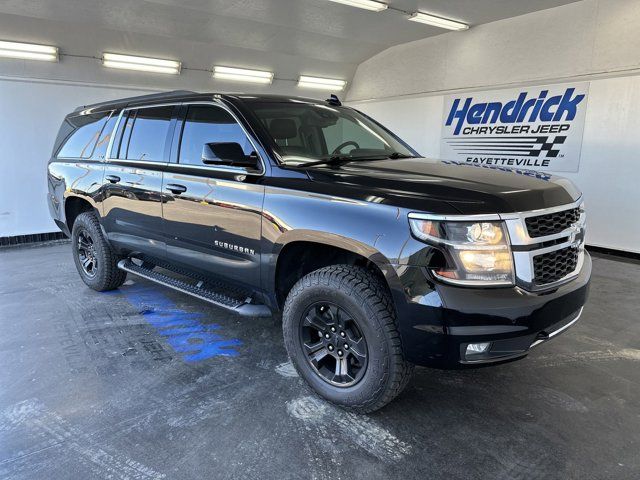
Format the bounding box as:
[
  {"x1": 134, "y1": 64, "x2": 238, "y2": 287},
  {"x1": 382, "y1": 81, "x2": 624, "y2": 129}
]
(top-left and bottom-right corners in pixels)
[
  {"x1": 71, "y1": 211, "x2": 127, "y2": 291},
  {"x1": 283, "y1": 265, "x2": 414, "y2": 413}
]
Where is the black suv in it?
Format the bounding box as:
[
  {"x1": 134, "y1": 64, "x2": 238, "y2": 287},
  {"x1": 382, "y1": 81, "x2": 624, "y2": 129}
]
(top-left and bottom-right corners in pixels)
[{"x1": 48, "y1": 90, "x2": 590, "y2": 412}]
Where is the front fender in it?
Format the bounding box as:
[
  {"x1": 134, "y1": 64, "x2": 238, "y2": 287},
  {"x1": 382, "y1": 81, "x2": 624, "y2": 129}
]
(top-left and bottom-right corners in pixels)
[{"x1": 260, "y1": 184, "x2": 412, "y2": 308}]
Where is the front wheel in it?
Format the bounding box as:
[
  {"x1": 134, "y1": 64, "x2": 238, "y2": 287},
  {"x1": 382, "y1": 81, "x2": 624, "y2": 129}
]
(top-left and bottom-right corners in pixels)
[
  {"x1": 283, "y1": 265, "x2": 414, "y2": 413},
  {"x1": 71, "y1": 211, "x2": 127, "y2": 291}
]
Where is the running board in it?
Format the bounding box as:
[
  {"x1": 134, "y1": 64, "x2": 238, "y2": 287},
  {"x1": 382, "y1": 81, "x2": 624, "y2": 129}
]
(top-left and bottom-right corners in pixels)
[{"x1": 117, "y1": 259, "x2": 271, "y2": 317}]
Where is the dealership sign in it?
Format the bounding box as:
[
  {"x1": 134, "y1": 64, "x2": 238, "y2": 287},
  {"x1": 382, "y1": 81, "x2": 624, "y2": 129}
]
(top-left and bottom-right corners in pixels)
[{"x1": 440, "y1": 82, "x2": 589, "y2": 172}]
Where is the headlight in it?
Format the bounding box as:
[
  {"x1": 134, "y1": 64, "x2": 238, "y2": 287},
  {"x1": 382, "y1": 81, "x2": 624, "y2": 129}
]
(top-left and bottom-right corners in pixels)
[{"x1": 408, "y1": 217, "x2": 514, "y2": 286}]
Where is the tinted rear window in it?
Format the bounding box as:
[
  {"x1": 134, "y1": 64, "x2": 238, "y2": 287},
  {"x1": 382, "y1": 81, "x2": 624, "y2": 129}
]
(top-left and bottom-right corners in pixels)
[
  {"x1": 56, "y1": 112, "x2": 111, "y2": 159},
  {"x1": 123, "y1": 106, "x2": 174, "y2": 162},
  {"x1": 92, "y1": 114, "x2": 119, "y2": 160}
]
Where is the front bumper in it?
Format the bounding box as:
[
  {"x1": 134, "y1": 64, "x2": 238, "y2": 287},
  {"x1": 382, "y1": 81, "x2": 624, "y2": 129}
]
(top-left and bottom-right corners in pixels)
[{"x1": 393, "y1": 251, "x2": 591, "y2": 367}]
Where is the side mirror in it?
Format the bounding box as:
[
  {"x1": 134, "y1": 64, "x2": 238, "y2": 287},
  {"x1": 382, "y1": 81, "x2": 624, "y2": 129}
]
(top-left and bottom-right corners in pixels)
[{"x1": 201, "y1": 142, "x2": 258, "y2": 169}]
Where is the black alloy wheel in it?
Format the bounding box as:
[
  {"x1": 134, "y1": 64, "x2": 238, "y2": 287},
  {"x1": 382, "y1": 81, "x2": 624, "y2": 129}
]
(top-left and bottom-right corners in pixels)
[
  {"x1": 283, "y1": 264, "x2": 414, "y2": 413},
  {"x1": 70, "y1": 211, "x2": 127, "y2": 291},
  {"x1": 300, "y1": 302, "x2": 368, "y2": 387},
  {"x1": 76, "y1": 228, "x2": 98, "y2": 278}
]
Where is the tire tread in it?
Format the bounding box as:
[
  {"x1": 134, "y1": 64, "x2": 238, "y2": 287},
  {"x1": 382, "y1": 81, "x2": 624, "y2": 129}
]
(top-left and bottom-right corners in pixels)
[
  {"x1": 72, "y1": 211, "x2": 126, "y2": 291},
  {"x1": 283, "y1": 264, "x2": 414, "y2": 413}
]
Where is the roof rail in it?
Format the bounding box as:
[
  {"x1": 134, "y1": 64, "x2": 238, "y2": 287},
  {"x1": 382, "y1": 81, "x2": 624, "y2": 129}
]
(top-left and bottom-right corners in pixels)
[{"x1": 74, "y1": 89, "x2": 197, "y2": 112}]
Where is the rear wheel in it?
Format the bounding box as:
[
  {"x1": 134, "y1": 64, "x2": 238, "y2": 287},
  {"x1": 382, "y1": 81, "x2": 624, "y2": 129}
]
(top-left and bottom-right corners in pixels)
[
  {"x1": 71, "y1": 211, "x2": 126, "y2": 291},
  {"x1": 283, "y1": 265, "x2": 413, "y2": 413}
]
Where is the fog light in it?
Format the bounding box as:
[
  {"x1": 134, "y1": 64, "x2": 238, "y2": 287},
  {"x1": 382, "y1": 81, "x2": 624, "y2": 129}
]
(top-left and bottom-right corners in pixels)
[{"x1": 466, "y1": 342, "x2": 491, "y2": 355}]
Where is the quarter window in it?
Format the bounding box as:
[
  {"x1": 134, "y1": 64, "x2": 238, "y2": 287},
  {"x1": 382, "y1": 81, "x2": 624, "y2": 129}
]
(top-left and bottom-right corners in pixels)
[
  {"x1": 92, "y1": 114, "x2": 119, "y2": 160},
  {"x1": 56, "y1": 112, "x2": 111, "y2": 159},
  {"x1": 179, "y1": 105, "x2": 254, "y2": 166}
]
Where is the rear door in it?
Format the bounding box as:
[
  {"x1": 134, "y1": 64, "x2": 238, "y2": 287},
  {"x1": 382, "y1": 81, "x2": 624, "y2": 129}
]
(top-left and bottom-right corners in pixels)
[
  {"x1": 101, "y1": 104, "x2": 178, "y2": 260},
  {"x1": 162, "y1": 102, "x2": 265, "y2": 289}
]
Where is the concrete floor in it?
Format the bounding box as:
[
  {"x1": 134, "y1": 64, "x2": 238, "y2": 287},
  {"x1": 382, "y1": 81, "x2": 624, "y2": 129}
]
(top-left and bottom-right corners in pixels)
[{"x1": 0, "y1": 243, "x2": 638, "y2": 480}]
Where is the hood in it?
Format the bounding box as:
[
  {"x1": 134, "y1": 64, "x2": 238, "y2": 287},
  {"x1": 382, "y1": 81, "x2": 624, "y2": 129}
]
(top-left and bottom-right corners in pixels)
[{"x1": 301, "y1": 158, "x2": 580, "y2": 215}]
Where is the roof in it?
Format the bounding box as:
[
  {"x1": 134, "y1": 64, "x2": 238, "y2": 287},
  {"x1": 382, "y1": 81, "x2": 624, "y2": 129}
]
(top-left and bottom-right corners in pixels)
[{"x1": 74, "y1": 90, "x2": 337, "y2": 113}]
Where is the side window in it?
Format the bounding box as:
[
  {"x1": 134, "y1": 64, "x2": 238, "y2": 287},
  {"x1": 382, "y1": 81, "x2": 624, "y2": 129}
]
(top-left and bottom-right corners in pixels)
[
  {"x1": 91, "y1": 113, "x2": 119, "y2": 160},
  {"x1": 56, "y1": 111, "x2": 111, "y2": 159},
  {"x1": 179, "y1": 105, "x2": 254, "y2": 166},
  {"x1": 122, "y1": 106, "x2": 174, "y2": 161}
]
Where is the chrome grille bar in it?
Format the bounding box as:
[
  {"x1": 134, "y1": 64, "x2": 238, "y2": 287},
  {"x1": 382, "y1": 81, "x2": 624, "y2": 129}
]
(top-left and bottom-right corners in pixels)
[{"x1": 500, "y1": 198, "x2": 586, "y2": 291}]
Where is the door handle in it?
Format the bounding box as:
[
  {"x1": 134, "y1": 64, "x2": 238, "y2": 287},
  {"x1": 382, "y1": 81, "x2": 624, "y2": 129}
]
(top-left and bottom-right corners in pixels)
[
  {"x1": 166, "y1": 183, "x2": 187, "y2": 194},
  {"x1": 105, "y1": 175, "x2": 120, "y2": 184}
]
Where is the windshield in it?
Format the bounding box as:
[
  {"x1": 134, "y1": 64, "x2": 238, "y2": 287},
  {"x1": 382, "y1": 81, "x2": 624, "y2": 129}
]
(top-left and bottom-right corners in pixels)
[{"x1": 247, "y1": 102, "x2": 416, "y2": 164}]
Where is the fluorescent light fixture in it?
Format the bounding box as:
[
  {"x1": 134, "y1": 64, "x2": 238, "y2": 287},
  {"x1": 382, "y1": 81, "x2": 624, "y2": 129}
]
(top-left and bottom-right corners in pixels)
[
  {"x1": 213, "y1": 66, "x2": 274, "y2": 84},
  {"x1": 325, "y1": 0, "x2": 387, "y2": 11},
  {"x1": 408, "y1": 12, "x2": 469, "y2": 31},
  {"x1": 102, "y1": 52, "x2": 181, "y2": 74},
  {"x1": 298, "y1": 75, "x2": 346, "y2": 91},
  {"x1": 0, "y1": 40, "x2": 58, "y2": 62}
]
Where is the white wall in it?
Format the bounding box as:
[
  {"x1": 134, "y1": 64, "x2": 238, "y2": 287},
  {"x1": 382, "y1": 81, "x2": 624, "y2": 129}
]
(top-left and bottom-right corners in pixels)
[
  {"x1": 0, "y1": 12, "x2": 328, "y2": 238},
  {"x1": 0, "y1": 12, "x2": 351, "y2": 97},
  {"x1": 347, "y1": 0, "x2": 640, "y2": 102},
  {"x1": 0, "y1": 79, "x2": 158, "y2": 236},
  {"x1": 348, "y1": 0, "x2": 640, "y2": 253}
]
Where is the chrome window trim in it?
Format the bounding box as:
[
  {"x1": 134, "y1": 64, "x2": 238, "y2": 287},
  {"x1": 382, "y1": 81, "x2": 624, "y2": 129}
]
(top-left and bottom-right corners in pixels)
[
  {"x1": 164, "y1": 162, "x2": 258, "y2": 176},
  {"x1": 409, "y1": 197, "x2": 586, "y2": 292},
  {"x1": 102, "y1": 158, "x2": 169, "y2": 169},
  {"x1": 103, "y1": 100, "x2": 266, "y2": 177},
  {"x1": 104, "y1": 102, "x2": 180, "y2": 165},
  {"x1": 104, "y1": 108, "x2": 124, "y2": 160}
]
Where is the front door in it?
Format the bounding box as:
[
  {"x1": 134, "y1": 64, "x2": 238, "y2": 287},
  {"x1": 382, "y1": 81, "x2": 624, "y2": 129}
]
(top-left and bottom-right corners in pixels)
[
  {"x1": 162, "y1": 103, "x2": 265, "y2": 289},
  {"x1": 101, "y1": 105, "x2": 178, "y2": 260}
]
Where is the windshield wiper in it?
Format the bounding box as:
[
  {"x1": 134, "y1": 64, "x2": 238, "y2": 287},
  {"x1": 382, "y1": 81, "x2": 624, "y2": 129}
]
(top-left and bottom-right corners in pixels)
[
  {"x1": 387, "y1": 152, "x2": 414, "y2": 159},
  {"x1": 297, "y1": 155, "x2": 361, "y2": 168},
  {"x1": 294, "y1": 152, "x2": 413, "y2": 168}
]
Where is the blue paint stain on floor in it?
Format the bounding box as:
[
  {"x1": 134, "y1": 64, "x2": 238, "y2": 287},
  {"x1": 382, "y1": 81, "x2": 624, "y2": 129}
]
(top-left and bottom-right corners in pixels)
[{"x1": 107, "y1": 283, "x2": 242, "y2": 362}]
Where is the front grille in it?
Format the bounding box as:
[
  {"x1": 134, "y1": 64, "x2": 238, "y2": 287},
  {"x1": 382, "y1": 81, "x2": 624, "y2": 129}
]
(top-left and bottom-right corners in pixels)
[
  {"x1": 525, "y1": 207, "x2": 580, "y2": 238},
  {"x1": 533, "y1": 246, "x2": 579, "y2": 285}
]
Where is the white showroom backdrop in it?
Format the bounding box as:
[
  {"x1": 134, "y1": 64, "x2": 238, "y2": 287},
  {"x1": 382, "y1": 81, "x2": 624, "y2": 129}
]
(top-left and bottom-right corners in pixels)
[
  {"x1": 0, "y1": 78, "x2": 156, "y2": 238},
  {"x1": 348, "y1": 0, "x2": 640, "y2": 253}
]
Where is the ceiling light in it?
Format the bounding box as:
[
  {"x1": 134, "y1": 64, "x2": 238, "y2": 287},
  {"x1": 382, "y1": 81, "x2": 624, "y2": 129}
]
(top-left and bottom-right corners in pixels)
[
  {"x1": 325, "y1": 0, "x2": 387, "y2": 12},
  {"x1": 102, "y1": 53, "x2": 181, "y2": 74},
  {"x1": 213, "y1": 66, "x2": 274, "y2": 84},
  {"x1": 0, "y1": 40, "x2": 58, "y2": 62},
  {"x1": 298, "y1": 75, "x2": 346, "y2": 91},
  {"x1": 408, "y1": 12, "x2": 469, "y2": 31}
]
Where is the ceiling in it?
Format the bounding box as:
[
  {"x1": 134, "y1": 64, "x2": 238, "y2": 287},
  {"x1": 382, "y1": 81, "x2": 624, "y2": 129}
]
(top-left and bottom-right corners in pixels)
[{"x1": 0, "y1": 0, "x2": 582, "y2": 83}]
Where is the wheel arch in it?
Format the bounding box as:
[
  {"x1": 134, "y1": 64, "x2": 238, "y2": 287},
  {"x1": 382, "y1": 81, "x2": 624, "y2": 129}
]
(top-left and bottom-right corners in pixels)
[
  {"x1": 64, "y1": 195, "x2": 98, "y2": 232},
  {"x1": 270, "y1": 232, "x2": 404, "y2": 311}
]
